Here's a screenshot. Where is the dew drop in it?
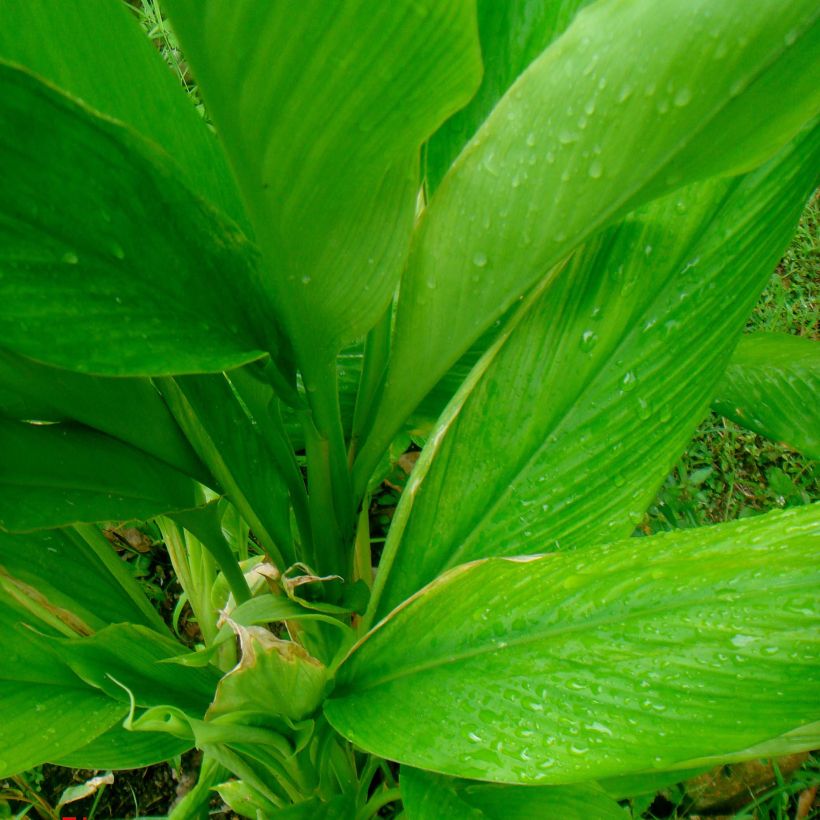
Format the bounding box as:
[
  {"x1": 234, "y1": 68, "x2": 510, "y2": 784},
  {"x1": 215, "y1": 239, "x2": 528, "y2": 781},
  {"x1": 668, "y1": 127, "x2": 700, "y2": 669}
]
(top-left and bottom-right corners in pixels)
[
  {"x1": 588, "y1": 159, "x2": 603, "y2": 179},
  {"x1": 61, "y1": 250, "x2": 79, "y2": 265},
  {"x1": 673, "y1": 87, "x2": 692, "y2": 107},
  {"x1": 558, "y1": 130, "x2": 578, "y2": 145},
  {"x1": 580, "y1": 329, "x2": 599, "y2": 351},
  {"x1": 473, "y1": 251, "x2": 488, "y2": 267},
  {"x1": 636, "y1": 397, "x2": 651, "y2": 420},
  {"x1": 110, "y1": 241, "x2": 125, "y2": 260},
  {"x1": 301, "y1": 275, "x2": 312, "y2": 285},
  {"x1": 526, "y1": 132, "x2": 536, "y2": 147},
  {"x1": 622, "y1": 371, "x2": 637, "y2": 391}
]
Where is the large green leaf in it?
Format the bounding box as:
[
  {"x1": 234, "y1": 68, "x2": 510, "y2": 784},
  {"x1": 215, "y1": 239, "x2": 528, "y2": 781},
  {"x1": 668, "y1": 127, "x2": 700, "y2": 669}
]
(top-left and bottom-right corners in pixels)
[
  {"x1": 0, "y1": 528, "x2": 163, "y2": 631},
  {"x1": 0, "y1": 348, "x2": 208, "y2": 482},
  {"x1": 326, "y1": 505, "x2": 820, "y2": 784},
  {"x1": 401, "y1": 767, "x2": 626, "y2": 819},
  {"x1": 0, "y1": 598, "x2": 125, "y2": 777},
  {"x1": 370, "y1": 126, "x2": 819, "y2": 619},
  {"x1": 0, "y1": 62, "x2": 267, "y2": 376},
  {"x1": 0, "y1": 419, "x2": 199, "y2": 532},
  {"x1": 355, "y1": 0, "x2": 820, "y2": 487},
  {"x1": 713, "y1": 333, "x2": 820, "y2": 459},
  {"x1": 166, "y1": 0, "x2": 482, "y2": 367},
  {"x1": 426, "y1": 0, "x2": 595, "y2": 193},
  {"x1": 0, "y1": 0, "x2": 246, "y2": 227}
]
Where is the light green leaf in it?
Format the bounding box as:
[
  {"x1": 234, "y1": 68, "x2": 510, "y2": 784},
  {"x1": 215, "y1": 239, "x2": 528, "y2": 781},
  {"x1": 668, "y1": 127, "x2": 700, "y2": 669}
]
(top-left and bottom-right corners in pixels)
[
  {"x1": 370, "y1": 125, "x2": 819, "y2": 619},
  {"x1": 0, "y1": 62, "x2": 268, "y2": 376},
  {"x1": 0, "y1": 528, "x2": 162, "y2": 631},
  {"x1": 0, "y1": 420, "x2": 200, "y2": 532},
  {"x1": 0, "y1": 0, "x2": 246, "y2": 226},
  {"x1": 0, "y1": 598, "x2": 125, "y2": 777},
  {"x1": 0, "y1": 348, "x2": 208, "y2": 482},
  {"x1": 713, "y1": 333, "x2": 820, "y2": 458},
  {"x1": 426, "y1": 0, "x2": 595, "y2": 193},
  {"x1": 165, "y1": 0, "x2": 482, "y2": 367},
  {"x1": 401, "y1": 767, "x2": 627, "y2": 819},
  {"x1": 355, "y1": 0, "x2": 820, "y2": 486},
  {"x1": 326, "y1": 505, "x2": 820, "y2": 784},
  {"x1": 158, "y1": 375, "x2": 294, "y2": 568}
]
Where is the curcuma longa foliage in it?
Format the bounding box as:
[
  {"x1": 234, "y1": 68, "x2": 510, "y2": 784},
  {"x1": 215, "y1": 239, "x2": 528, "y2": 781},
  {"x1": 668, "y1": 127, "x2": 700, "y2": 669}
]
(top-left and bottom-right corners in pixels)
[{"x1": 0, "y1": 0, "x2": 818, "y2": 817}]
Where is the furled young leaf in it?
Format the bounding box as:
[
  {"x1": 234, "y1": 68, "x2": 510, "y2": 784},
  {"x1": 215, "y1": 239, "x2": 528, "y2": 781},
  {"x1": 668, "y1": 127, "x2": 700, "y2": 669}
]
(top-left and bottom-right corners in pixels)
[
  {"x1": 0, "y1": 598, "x2": 126, "y2": 777},
  {"x1": 401, "y1": 767, "x2": 627, "y2": 819},
  {"x1": 369, "y1": 126, "x2": 819, "y2": 619},
  {"x1": 355, "y1": 0, "x2": 820, "y2": 487},
  {"x1": 165, "y1": 0, "x2": 482, "y2": 368},
  {"x1": 426, "y1": 0, "x2": 595, "y2": 193},
  {"x1": 0, "y1": 349, "x2": 208, "y2": 482},
  {"x1": 0, "y1": 528, "x2": 162, "y2": 631},
  {"x1": 0, "y1": 62, "x2": 268, "y2": 376},
  {"x1": 158, "y1": 375, "x2": 294, "y2": 569},
  {"x1": 326, "y1": 505, "x2": 820, "y2": 784},
  {"x1": 0, "y1": 420, "x2": 200, "y2": 532},
  {"x1": 0, "y1": 0, "x2": 246, "y2": 227},
  {"x1": 712, "y1": 333, "x2": 820, "y2": 459}
]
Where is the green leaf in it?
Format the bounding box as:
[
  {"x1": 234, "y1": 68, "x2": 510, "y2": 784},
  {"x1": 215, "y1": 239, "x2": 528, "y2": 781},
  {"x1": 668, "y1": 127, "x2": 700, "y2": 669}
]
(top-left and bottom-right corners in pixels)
[
  {"x1": 713, "y1": 333, "x2": 820, "y2": 459},
  {"x1": 60, "y1": 623, "x2": 221, "y2": 717},
  {"x1": 326, "y1": 505, "x2": 820, "y2": 784},
  {"x1": 401, "y1": 767, "x2": 627, "y2": 819},
  {"x1": 0, "y1": 0, "x2": 246, "y2": 227},
  {"x1": 0, "y1": 348, "x2": 208, "y2": 482},
  {"x1": 0, "y1": 419, "x2": 200, "y2": 532},
  {"x1": 158, "y1": 375, "x2": 294, "y2": 568},
  {"x1": 0, "y1": 528, "x2": 162, "y2": 631},
  {"x1": 355, "y1": 0, "x2": 820, "y2": 485},
  {"x1": 0, "y1": 62, "x2": 268, "y2": 376},
  {"x1": 51, "y1": 724, "x2": 190, "y2": 770},
  {"x1": 0, "y1": 598, "x2": 125, "y2": 777},
  {"x1": 370, "y1": 125, "x2": 819, "y2": 619},
  {"x1": 426, "y1": 0, "x2": 595, "y2": 194},
  {"x1": 165, "y1": 0, "x2": 482, "y2": 366}
]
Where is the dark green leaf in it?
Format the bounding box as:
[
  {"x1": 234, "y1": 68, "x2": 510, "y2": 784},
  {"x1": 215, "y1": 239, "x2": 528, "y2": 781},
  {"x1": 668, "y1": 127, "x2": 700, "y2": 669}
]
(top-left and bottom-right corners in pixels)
[
  {"x1": 401, "y1": 767, "x2": 627, "y2": 819},
  {"x1": 0, "y1": 62, "x2": 268, "y2": 376},
  {"x1": 0, "y1": 419, "x2": 200, "y2": 532}
]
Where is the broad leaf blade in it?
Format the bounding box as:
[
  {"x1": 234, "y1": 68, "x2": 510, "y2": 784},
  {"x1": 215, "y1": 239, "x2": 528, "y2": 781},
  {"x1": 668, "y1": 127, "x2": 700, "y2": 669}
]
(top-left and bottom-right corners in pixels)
[
  {"x1": 713, "y1": 333, "x2": 820, "y2": 459},
  {"x1": 0, "y1": 0, "x2": 246, "y2": 226},
  {"x1": 166, "y1": 0, "x2": 482, "y2": 364},
  {"x1": 356, "y1": 0, "x2": 820, "y2": 484},
  {"x1": 426, "y1": 0, "x2": 595, "y2": 193},
  {"x1": 0, "y1": 420, "x2": 199, "y2": 532},
  {"x1": 326, "y1": 505, "x2": 820, "y2": 784},
  {"x1": 371, "y1": 126, "x2": 819, "y2": 619},
  {"x1": 0, "y1": 349, "x2": 208, "y2": 482},
  {"x1": 0, "y1": 63, "x2": 267, "y2": 376},
  {"x1": 0, "y1": 528, "x2": 162, "y2": 631},
  {"x1": 401, "y1": 768, "x2": 627, "y2": 819},
  {"x1": 0, "y1": 598, "x2": 125, "y2": 777}
]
